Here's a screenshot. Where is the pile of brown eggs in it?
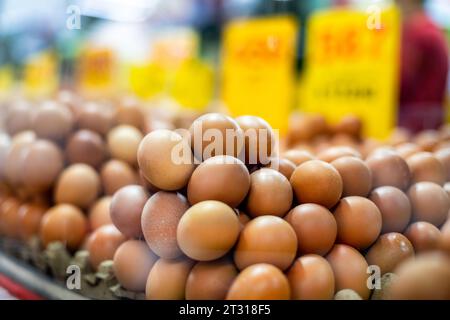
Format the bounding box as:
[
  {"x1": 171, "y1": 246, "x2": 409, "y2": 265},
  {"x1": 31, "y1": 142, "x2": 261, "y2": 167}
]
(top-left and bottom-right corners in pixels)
[{"x1": 1, "y1": 95, "x2": 450, "y2": 300}]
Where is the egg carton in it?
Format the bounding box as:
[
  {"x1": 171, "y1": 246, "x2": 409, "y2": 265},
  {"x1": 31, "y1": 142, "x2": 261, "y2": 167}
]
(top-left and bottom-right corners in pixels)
[{"x1": 0, "y1": 237, "x2": 144, "y2": 300}]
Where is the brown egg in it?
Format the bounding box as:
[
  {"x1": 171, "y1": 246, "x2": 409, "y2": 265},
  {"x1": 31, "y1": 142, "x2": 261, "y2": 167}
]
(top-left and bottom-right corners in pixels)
[
  {"x1": 317, "y1": 146, "x2": 362, "y2": 163},
  {"x1": 10, "y1": 130, "x2": 36, "y2": 145},
  {"x1": 189, "y1": 113, "x2": 244, "y2": 161},
  {"x1": 187, "y1": 156, "x2": 250, "y2": 207},
  {"x1": 404, "y1": 221, "x2": 441, "y2": 252},
  {"x1": 87, "y1": 224, "x2": 126, "y2": 269},
  {"x1": 282, "y1": 149, "x2": 315, "y2": 166},
  {"x1": 17, "y1": 202, "x2": 47, "y2": 241},
  {"x1": 88, "y1": 196, "x2": 112, "y2": 230},
  {"x1": 407, "y1": 182, "x2": 450, "y2": 226},
  {"x1": 326, "y1": 244, "x2": 370, "y2": 299},
  {"x1": 113, "y1": 240, "x2": 158, "y2": 292},
  {"x1": 287, "y1": 254, "x2": 335, "y2": 300},
  {"x1": 365, "y1": 233, "x2": 414, "y2": 274},
  {"x1": 333, "y1": 115, "x2": 362, "y2": 138},
  {"x1": 185, "y1": 258, "x2": 238, "y2": 300},
  {"x1": 246, "y1": 168, "x2": 292, "y2": 218},
  {"x1": 334, "y1": 196, "x2": 382, "y2": 250},
  {"x1": 330, "y1": 133, "x2": 359, "y2": 147},
  {"x1": 440, "y1": 219, "x2": 450, "y2": 254},
  {"x1": 32, "y1": 101, "x2": 74, "y2": 141},
  {"x1": 396, "y1": 143, "x2": 421, "y2": 159},
  {"x1": 235, "y1": 115, "x2": 275, "y2": 165},
  {"x1": 116, "y1": 97, "x2": 145, "y2": 130},
  {"x1": 434, "y1": 148, "x2": 450, "y2": 181},
  {"x1": 22, "y1": 140, "x2": 64, "y2": 194},
  {"x1": 107, "y1": 125, "x2": 143, "y2": 166},
  {"x1": 66, "y1": 129, "x2": 107, "y2": 168},
  {"x1": 146, "y1": 258, "x2": 194, "y2": 300},
  {"x1": 290, "y1": 160, "x2": 343, "y2": 208},
  {"x1": 389, "y1": 252, "x2": 450, "y2": 300},
  {"x1": 100, "y1": 159, "x2": 138, "y2": 195},
  {"x1": 54, "y1": 164, "x2": 101, "y2": 209},
  {"x1": 226, "y1": 263, "x2": 290, "y2": 300},
  {"x1": 144, "y1": 119, "x2": 175, "y2": 134},
  {"x1": 366, "y1": 149, "x2": 411, "y2": 190},
  {"x1": 40, "y1": 204, "x2": 88, "y2": 250},
  {"x1": 234, "y1": 215, "x2": 297, "y2": 270},
  {"x1": 287, "y1": 113, "x2": 327, "y2": 144},
  {"x1": 5, "y1": 101, "x2": 33, "y2": 135},
  {"x1": 285, "y1": 204, "x2": 337, "y2": 255},
  {"x1": 77, "y1": 102, "x2": 116, "y2": 136},
  {"x1": 175, "y1": 110, "x2": 202, "y2": 130},
  {"x1": 177, "y1": 201, "x2": 240, "y2": 261},
  {"x1": 312, "y1": 137, "x2": 331, "y2": 154},
  {"x1": 266, "y1": 158, "x2": 296, "y2": 180},
  {"x1": 435, "y1": 141, "x2": 450, "y2": 152},
  {"x1": 0, "y1": 197, "x2": 21, "y2": 238},
  {"x1": 360, "y1": 138, "x2": 383, "y2": 158},
  {"x1": 413, "y1": 130, "x2": 440, "y2": 152},
  {"x1": 369, "y1": 186, "x2": 411, "y2": 233},
  {"x1": 389, "y1": 128, "x2": 412, "y2": 146},
  {"x1": 142, "y1": 191, "x2": 189, "y2": 259},
  {"x1": 110, "y1": 185, "x2": 149, "y2": 238},
  {"x1": 331, "y1": 156, "x2": 372, "y2": 197},
  {"x1": 57, "y1": 90, "x2": 83, "y2": 116},
  {"x1": 407, "y1": 152, "x2": 446, "y2": 186},
  {"x1": 4, "y1": 133, "x2": 35, "y2": 187},
  {"x1": 138, "y1": 129, "x2": 194, "y2": 191}
]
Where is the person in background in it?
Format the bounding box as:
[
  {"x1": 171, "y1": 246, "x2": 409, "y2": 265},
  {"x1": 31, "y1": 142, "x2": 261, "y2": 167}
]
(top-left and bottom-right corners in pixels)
[{"x1": 397, "y1": 0, "x2": 449, "y2": 133}]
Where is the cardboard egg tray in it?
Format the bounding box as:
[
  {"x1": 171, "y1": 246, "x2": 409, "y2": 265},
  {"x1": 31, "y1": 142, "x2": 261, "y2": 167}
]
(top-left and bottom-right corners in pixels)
[{"x1": 0, "y1": 237, "x2": 145, "y2": 300}]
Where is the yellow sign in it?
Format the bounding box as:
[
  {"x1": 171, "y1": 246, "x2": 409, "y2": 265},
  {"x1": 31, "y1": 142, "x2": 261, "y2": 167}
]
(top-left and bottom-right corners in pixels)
[
  {"x1": 169, "y1": 59, "x2": 214, "y2": 110},
  {"x1": 0, "y1": 65, "x2": 13, "y2": 98},
  {"x1": 23, "y1": 51, "x2": 58, "y2": 99},
  {"x1": 300, "y1": 6, "x2": 400, "y2": 139},
  {"x1": 222, "y1": 16, "x2": 298, "y2": 133},
  {"x1": 77, "y1": 47, "x2": 117, "y2": 97},
  {"x1": 128, "y1": 29, "x2": 212, "y2": 109},
  {"x1": 129, "y1": 62, "x2": 167, "y2": 99},
  {"x1": 129, "y1": 59, "x2": 213, "y2": 110}
]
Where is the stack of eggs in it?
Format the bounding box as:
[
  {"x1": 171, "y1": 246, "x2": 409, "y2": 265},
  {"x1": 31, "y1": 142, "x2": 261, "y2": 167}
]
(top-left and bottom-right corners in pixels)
[
  {"x1": 0, "y1": 93, "x2": 194, "y2": 270},
  {"x1": 110, "y1": 113, "x2": 450, "y2": 300},
  {"x1": 1, "y1": 94, "x2": 450, "y2": 300}
]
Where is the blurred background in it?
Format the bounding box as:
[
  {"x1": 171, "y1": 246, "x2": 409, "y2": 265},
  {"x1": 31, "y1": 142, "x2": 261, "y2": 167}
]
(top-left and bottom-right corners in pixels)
[{"x1": 0, "y1": 0, "x2": 449, "y2": 138}]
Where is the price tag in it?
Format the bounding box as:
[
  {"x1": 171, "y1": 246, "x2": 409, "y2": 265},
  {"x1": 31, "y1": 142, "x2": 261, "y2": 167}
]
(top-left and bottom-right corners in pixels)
[
  {"x1": 129, "y1": 63, "x2": 167, "y2": 99},
  {"x1": 169, "y1": 59, "x2": 214, "y2": 110},
  {"x1": 23, "y1": 51, "x2": 58, "y2": 99},
  {"x1": 300, "y1": 6, "x2": 400, "y2": 139},
  {"x1": 222, "y1": 16, "x2": 298, "y2": 133},
  {"x1": 77, "y1": 47, "x2": 116, "y2": 96}
]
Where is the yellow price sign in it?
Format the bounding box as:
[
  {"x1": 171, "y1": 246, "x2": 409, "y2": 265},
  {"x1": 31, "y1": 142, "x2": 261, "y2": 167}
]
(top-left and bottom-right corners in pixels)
[
  {"x1": 301, "y1": 6, "x2": 400, "y2": 139},
  {"x1": 129, "y1": 63, "x2": 167, "y2": 99},
  {"x1": 23, "y1": 51, "x2": 58, "y2": 99},
  {"x1": 169, "y1": 59, "x2": 214, "y2": 110},
  {"x1": 222, "y1": 16, "x2": 298, "y2": 133},
  {"x1": 78, "y1": 47, "x2": 116, "y2": 96},
  {"x1": 0, "y1": 65, "x2": 13, "y2": 97}
]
